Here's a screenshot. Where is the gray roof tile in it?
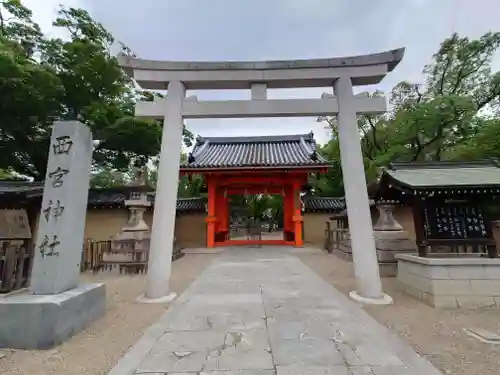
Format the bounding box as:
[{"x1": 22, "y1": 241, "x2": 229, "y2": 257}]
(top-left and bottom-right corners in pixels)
[
  {"x1": 0, "y1": 181, "x2": 43, "y2": 196},
  {"x1": 175, "y1": 197, "x2": 206, "y2": 212},
  {"x1": 182, "y1": 133, "x2": 329, "y2": 169},
  {"x1": 386, "y1": 160, "x2": 500, "y2": 189},
  {"x1": 87, "y1": 190, "x2": 206, "y2": 212},
  {"x1": 304, "y1": 197, "x2": 345, "y2": 212},
  {"x1": 0, "y1": 182, "x2": 205, "y2": 213}
]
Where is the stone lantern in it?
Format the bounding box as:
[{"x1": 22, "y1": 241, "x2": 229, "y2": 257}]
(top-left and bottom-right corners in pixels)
[
  {"x1": 109, "y1": 166, "x2": 153, "y2": 255},
  {"x1": 373, "y1": 202, "x2": 403, "y2": 231}
]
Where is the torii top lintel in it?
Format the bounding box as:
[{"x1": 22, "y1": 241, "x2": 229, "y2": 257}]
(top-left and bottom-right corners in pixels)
[{"x1": 118, "y1": 48, "x2": 405, "y2": 90}]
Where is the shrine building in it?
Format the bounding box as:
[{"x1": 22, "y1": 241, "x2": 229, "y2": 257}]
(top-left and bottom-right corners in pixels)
[
  {"x1": 180, "y1": 132, "x2": 330, "y2": 247},
  {"x1": 327, "y1": 160, "x2": 500, "y2": 259},
  {"x1": 373, "y1": 160, "x2": 500, "y2": 257}
]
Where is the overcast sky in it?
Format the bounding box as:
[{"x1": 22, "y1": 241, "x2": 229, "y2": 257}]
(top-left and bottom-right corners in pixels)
[{"x1": 24, "y1": 0, "x2": 500, "y2": 145}]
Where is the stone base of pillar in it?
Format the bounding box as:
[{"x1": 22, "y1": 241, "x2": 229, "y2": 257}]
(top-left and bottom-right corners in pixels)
[
  {"x1": 349, "y1": 290, "x2": 393, "y2": 305},
  {"x1": 136, "y1": 292, "x2": 177, "y2": 304},
  {"x1": 374, "y1": 230, "x2": 418, "y2": 277},
  {"x1": 0, "y1": 283, "x2": 105, "y2": 349}
]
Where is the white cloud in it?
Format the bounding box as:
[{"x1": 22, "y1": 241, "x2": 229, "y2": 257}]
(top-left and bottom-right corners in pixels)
[
  {"x1": 24, "y1": 0, "x2": 500, "y2": 144},
  {"x1": 23, "y1": 0, "x2": 83, "y2": 37}
]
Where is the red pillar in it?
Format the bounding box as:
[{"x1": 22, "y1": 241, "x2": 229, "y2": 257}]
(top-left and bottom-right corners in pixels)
[
  {"x1": 206, "y1": 177, "x2": 217, "y2": 248},
  {"x1": 215, "y1": 190, "x2": 229, "y2": 242},
  {"x1": 221, "y1": 194, "x2": 229, "y2": 234},
  {"x1": 292, "y1": 181, "x2": 304, "y2": 247},
  {"x1": 283, "y1": 185, "x2": 294, "y2": 241}
]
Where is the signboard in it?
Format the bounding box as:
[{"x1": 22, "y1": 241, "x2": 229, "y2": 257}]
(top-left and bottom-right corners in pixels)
[
  {"x1": 0, "y1": 209, "x2": 31, "y2": 239},
  {"x1": 423, "y1": 202, "x2": 489, "y2": 240}
]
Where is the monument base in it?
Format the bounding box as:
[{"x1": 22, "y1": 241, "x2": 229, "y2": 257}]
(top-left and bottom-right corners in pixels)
[{"x1": 0, "y1": 283, "x2": 106, "y2": 349}]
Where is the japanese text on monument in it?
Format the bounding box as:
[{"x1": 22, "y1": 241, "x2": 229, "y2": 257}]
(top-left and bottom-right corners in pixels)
[{"x1": 39, "y1": 134, "x2": 73, "y2": 257}]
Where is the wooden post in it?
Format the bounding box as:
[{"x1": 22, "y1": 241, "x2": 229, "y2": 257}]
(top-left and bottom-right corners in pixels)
[
  {"x1": 206, "y1": 177, "x2": 217, "y2": 248},
  {"x1": 217, "y1": 190, "x2": 229, "y2": 241},
  {"x1": 224, "y1": 195, "x2": 230, "y2": 240},
  {"x1": 412, "y1": 197, "x2": 428, "y2": 257},
  {"x1": 283, "y1": 185, "x2": 294, "y2": 241},
  {"x1": 293, "y1": 209, "x2": 304, "y2": 247},
  {"x1": 292, "y1": 182, "x2": 303, "y2": 247}
]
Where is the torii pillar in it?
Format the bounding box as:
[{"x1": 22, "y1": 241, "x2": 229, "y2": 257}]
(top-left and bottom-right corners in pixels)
[
  {"x1": 335, "y1": 77, "x2": 391, "y2": 304},
  {"x1": 138, "y1": 81, "x2": 185, "y2": 302}
]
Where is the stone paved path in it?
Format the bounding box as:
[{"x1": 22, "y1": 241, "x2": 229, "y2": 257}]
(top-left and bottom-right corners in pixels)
[{"x1": 109, "y1": 247, "x2": 442, "y2": 375}]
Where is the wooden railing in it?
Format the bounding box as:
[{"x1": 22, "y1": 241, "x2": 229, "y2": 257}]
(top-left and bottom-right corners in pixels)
[
  {"x1": 324, "y1": 221, "x2": 333, "y2": 252},
  {"x1": 80, "y1": 240, "x2": 111, "y2": 272},
  {"x1": 324, "y1": 221, "x2": 349, "y2": 253},
  {"x1": 81, "y1": 240, "x2": 149, "y2": 274},
  {"x1": 0, "y1": 240, "x2": 33, "y2": 294}
]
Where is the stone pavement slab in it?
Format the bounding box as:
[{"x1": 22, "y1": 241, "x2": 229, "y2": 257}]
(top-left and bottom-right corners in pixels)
[{"x1": 109, "y1": 247, "x2": 442, "y2": 375}]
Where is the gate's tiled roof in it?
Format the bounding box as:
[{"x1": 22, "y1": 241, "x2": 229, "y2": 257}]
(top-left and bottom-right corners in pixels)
[{"x1": 182, "y1": 133, "x2": 329, "y2": 170}]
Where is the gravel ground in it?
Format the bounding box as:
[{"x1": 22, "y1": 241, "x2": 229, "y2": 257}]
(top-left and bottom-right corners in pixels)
[
  {"x1": 298, "y1": 249, "x2": 500, "y2": 375},
  {"x1": 0, "y1": 253, "x2": 216, "y2": 375},
  {"x1": 2, "y1": 248, "x2": 499, "y2": 375}
]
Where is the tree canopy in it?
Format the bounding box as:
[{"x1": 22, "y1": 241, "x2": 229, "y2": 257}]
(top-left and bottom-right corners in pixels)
[
  {"x1": 313, "y1": 31, "x2": 500, "y2": 197},
  {"x1": 2, "y1": 3, "x2": 499, "y2": 200},
  {"x1": 0, "y1": 1, "x2": 193, "y2": 180}
]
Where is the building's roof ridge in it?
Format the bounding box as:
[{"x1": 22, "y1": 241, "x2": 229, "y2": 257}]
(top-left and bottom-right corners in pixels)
[
  {"x1": 196, "y1": 133, "x2": 314, "y2": 145},
  {"x1": 389, "y1": 160, "x2": 500, "y2": 170},
  {"x1": 176, "y1": 196, "x2": 205, "y2": 200},
  {"x1": 305, "y1": 196, "x2": 345, "y2": 200}
]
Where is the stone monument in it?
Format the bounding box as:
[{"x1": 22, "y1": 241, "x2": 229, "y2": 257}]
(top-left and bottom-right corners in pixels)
[
  {"x1": 0, "y1": 121, "x2": 106, "y2": 349},
  {"x1": 373, "y1": 202, "x2": 417, "y2": 276}
]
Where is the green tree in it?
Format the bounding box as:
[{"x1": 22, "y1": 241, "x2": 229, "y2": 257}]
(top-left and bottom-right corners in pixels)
[
  {"x1": 145, "y1": 154, "x2": 204, "y2": 198},
  {"x1": 0, "y1": 3, "x2": 193, "y2": 180},
  {"x1": 385, "y1": 32, "x2": 500, "y2": 162},
  {"x1": 317, "y1": 31, "x2": 500, "y2": 196},
  {"x1": 0, "y1": 169, "x2": 13, "y2": 179},
  {"x1": 446, "y1": 117, "x2": 500, "y2": 160},
  {"x1": 89, "y1": 168, "x2": 130, "y2": 188}
]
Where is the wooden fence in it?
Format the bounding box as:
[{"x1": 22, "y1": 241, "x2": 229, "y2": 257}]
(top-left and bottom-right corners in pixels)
[
  {"x1": 1, "y1": 237, "x2": 185, "y2": 293},
  {"x1": 81, "y1": 240, "x2": 110, "y2": 273},
  {"x1": 0, "y1": 239, "x2": 33, "y2": 294},
  {"x1": 80, "y1": 239, "x2": 184, "y2": 274},
  {"x1": 324, "y1": 221, "x2": 349, "y2": 253},
  {"x1": 80, "y1": 240, "x2": 149, "y2": 274}
]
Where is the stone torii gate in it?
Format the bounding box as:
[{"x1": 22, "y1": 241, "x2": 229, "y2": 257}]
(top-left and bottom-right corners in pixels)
[{"x1": 118, "y1": 48, "x2": 405, "y2": 305}]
